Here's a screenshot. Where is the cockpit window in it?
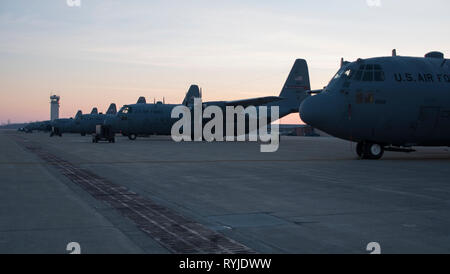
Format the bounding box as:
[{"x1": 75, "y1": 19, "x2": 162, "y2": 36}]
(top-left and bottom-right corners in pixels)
[
  {"x1": 121, "y1": 106, "x2": 132, "y2": 114},
  {"x1": 363, "y1": 71, "x2": 373, "y2": 81},
  {"x1": 333, "y1": 67, "x2": 354, "y2": 80},
  {"x1": 343, "y1": 69, "x2": 352, "y2": 77},
  {"x1": 333, "y1": 71, "x2": 342, "y2": 80},
  {"x1": 353, "y1": 64, "x2": 385, "y2": 82}
]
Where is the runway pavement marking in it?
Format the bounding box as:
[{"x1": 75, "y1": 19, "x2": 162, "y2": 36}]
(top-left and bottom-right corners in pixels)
[{"x1": 12, "y1": 135, "x2": 254, "y2": 254}]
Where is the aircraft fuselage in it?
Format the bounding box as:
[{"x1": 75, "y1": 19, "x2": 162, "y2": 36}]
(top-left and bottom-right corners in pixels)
[{"x1": 300, "y1": 53, "x2": 450, "y2": 158}]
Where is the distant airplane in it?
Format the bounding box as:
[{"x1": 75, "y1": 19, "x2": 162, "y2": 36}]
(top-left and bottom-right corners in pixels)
[
  {"x1": 23, "y1": 120, "x2": 51, "y2": 133},
  {"x1": 50, "y1": 117, "x2": 76, "y2": 137},
  {"x1": 105, "y1": 59, "x2": 311, "y2": 140},
  {"x1": 50, "y1": 104, "x2": 117, "y2": 136},
  {"x1": 74, "y1": 104, "x2": 117, "y2": 136},
  {"x1": 299, "y1": 50, "x2": 450, "y2": 159},
  {"x1": 105, "y1": 85, "x2": 203, "y2": 140}
]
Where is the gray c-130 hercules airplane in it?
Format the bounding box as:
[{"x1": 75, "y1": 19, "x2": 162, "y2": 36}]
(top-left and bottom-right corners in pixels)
[
  {"x1": 104, "y1": 59, "x2": 311, "y2": 140},
  {"x1": 50, "y1": 104, "x2": 117, "y2": 136},
  {"x1": 73, "y1": 104, "x2": 117, "y2": 136},
  {"x1": 105, "y1": 84, "x2": 204, "y2": 140},
  {"x1": 300, "y1": 50, "x2": 450, "y2": 159}
]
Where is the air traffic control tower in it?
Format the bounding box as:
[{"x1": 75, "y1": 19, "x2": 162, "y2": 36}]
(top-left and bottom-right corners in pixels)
[{"x1": 50, "y1": 94, "x2": 60, "y2": 121}]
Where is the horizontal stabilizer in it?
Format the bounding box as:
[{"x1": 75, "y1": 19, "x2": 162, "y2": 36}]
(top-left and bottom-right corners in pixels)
[{"x1": 225, "y1": 96, "x2": 282, "y2": 108}]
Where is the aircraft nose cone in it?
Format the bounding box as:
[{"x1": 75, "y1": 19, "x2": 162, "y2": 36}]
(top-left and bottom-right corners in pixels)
[{"x1": 299, "y1": 96, "x2": 320, "y2": 126}]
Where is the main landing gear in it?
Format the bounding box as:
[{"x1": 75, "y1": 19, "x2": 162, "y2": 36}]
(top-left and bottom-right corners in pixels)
[
  {"x1": 356, "y1": 142, "x2": 384, "y2": 160},
  {"x1": 128, "y1": 133, "x2": 137, "y2": 140}
]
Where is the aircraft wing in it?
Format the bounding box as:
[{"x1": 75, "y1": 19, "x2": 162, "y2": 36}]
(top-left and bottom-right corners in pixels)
[{"x1": 224, "y1": 96, "x2": 282, "y2": 108}]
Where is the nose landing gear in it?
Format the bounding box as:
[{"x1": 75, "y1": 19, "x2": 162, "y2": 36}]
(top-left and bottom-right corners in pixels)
[{"x1": 356, "y1": 142, "x2": 384, "y2": 160}]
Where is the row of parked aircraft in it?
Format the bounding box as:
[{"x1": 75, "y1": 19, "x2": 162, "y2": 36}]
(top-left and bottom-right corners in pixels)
[
  {"x1": 21, "y1": 50, "x2": 450, "y2": 159},
  {"x1": 25, "y1": 59, "x2": 310, "y2": 140}
]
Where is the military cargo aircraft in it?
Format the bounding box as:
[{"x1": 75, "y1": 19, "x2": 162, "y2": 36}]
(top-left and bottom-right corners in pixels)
[
  {"x1": 50, "y1": 118, "x2": 76, "y2": 137},
  {"x1": 299, "y1": 50, "x2": 450, "y2": 159},
  {"x1": 51, "y1": 105, "x2": 116, "y2": 136},
  {"x1": 50, "y1": 110, "x2": 83, "y2": 136},
  {"x1": 105, "y1": 85, "x2": 203, "y2": 140},
  {"x1": 23, "y1": 120, "x2": 52, "y2": 133},
  {"x1": 74, "y1": 104, "x2": 117, "y2": 136},
  {"x1": 105, "y1": 59, "x2": 311, "y2": 140}
]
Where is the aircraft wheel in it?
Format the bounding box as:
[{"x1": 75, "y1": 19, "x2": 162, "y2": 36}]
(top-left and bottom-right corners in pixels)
[
  {"x1": 128, "y1": 134, "x2": 137, "y2": 140},
  {"x1": 360, "y1": 142, "x2": 384, "y2": 160},
  {"x1": 111, "y1": 138, "x2": 115, "y2": 143}
]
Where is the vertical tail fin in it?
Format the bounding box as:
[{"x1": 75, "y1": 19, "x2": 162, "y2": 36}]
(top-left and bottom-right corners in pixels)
[
  {"x1": 137, "y1": 96, "x2": 146, "y2": 104},
  {"x1": 106, "y1": 103, "x2": 117, "y2": 115},
  {"x1": 75, "y1": 110, "x2": 82, "y2": 119},
  {"x1": 280, "y1": 59, "x2": 310, "y2": 97},
  {"x1": 276, "y1": 59, "x2": 311, "y2": 117},
  {"x1": 91, "y1": 107, "x2": 98, "y2": 114},
  {"x1": 182, "y1": 84, "x2": 202, "y2": 106}
]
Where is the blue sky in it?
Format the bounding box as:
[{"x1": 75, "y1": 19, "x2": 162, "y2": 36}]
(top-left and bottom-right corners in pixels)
[{"x1": 0, "y1": 0, "x2": 449, "y2": 123}]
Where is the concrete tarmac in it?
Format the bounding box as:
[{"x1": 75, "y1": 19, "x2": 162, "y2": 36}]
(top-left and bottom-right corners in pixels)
[{"x1": 1, "y1": 130, "x2": 450, "y2": 253}]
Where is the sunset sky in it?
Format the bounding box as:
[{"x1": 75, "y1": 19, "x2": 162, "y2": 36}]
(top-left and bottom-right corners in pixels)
[{"x1": 0, "y1": 0, "x2": 449, "y2": 124}]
